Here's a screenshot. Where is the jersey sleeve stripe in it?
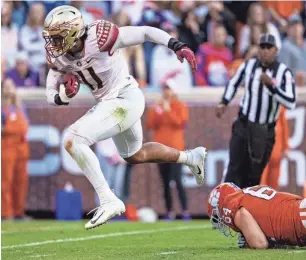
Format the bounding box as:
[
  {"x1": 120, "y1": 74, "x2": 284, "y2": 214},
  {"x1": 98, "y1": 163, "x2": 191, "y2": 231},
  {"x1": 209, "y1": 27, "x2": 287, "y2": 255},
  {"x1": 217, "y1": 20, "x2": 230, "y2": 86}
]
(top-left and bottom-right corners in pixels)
[
  {"x1": 300, "y1": 198, "x2": 306, "y2": 209},
  {"x1": 96, "y1": 20, "x2": 119, "y2": 53}
]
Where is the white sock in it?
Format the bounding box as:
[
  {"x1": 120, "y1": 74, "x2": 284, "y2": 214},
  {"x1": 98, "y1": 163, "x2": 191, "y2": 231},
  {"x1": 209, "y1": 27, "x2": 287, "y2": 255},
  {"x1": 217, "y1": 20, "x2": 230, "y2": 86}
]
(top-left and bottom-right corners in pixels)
[
  {"x1": 68, "y1": 142, "x2": 116, "y2": 204},
  {"x1": 177, "y1": 151, "x2": 192, "y2": 165}
]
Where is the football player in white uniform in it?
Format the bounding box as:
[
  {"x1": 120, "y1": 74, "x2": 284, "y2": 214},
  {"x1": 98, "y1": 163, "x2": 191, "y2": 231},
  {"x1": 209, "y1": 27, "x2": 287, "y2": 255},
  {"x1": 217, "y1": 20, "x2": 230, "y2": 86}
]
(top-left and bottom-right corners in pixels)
[{"x1": 44, "y1": 5, "x2": 207, "y2": 229}]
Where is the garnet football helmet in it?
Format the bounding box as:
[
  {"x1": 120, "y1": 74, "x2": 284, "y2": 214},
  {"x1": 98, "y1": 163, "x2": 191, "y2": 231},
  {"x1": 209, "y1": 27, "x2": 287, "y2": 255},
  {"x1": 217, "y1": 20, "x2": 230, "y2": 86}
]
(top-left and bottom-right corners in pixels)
[
  {"x1": 207, "y1": 182, "x2": 240, "y2": 237},
  {"x1": 43, "y1": 5, "x2": 85, "y2": 58}
]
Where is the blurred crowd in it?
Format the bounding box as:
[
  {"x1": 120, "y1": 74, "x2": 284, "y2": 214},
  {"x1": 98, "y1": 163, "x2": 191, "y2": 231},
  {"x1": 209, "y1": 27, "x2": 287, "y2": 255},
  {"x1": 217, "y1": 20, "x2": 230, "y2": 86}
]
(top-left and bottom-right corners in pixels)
[{"x1": 1, "y1": 0, "x2": 306, "y2": 90}]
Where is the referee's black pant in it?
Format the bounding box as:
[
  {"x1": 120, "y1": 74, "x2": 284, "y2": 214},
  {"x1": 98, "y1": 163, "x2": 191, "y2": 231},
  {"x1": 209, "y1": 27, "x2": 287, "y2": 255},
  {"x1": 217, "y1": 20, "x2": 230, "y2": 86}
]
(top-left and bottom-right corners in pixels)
[{"x1": 224, "y1": 115, "x2": 275, "y2": 188}]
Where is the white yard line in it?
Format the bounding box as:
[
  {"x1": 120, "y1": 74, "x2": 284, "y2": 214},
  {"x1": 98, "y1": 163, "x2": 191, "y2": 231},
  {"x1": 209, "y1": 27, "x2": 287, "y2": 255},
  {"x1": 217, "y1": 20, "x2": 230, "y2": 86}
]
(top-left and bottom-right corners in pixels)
[
  {"x1": 2, "y1": 225, "x2": 209, "y2": 250},
  {"x1": 28, "y1": 254, "x2": 56, "y2": 258},
  {"x1": 287, "y1": 250, "x2": 306, "y2": 254},
  {"x1": 2, "y1": 226, "x2": 79, "y2": 234},
  {"x1": 158, "y1": 251, "x2": 177, "y2": 255}
]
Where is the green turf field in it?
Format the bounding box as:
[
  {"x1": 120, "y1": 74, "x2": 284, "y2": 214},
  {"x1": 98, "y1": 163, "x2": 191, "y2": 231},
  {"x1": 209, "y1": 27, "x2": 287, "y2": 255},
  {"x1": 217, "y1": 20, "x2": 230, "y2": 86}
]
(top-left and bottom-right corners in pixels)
[{"x1": 2, "y1": 220, "x2": 306, "y2": 260}]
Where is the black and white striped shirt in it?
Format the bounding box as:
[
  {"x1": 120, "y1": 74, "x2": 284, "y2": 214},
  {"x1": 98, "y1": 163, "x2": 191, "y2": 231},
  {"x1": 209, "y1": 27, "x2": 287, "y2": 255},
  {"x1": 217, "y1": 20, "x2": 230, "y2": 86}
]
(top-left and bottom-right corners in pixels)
[{"x1": 221, "y1": 58, "x2": 296, "y2": 124}]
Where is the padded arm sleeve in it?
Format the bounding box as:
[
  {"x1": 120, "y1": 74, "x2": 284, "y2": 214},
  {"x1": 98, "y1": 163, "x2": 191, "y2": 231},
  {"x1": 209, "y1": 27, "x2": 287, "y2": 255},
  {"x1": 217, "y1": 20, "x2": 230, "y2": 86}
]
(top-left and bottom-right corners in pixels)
[
  {"x1": 110, "y1": 26, "x2": 171, "y2": 54},
  {"x1": 46, "y1": 69, "x2": 62, "y2": 105}
]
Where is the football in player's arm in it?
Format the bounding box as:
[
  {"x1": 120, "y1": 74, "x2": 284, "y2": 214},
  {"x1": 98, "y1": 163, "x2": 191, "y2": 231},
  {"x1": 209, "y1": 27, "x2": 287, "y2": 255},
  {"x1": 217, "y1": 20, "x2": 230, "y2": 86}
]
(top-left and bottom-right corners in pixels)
[{"x1": 207, "y1": 183, "x2": 306, "y2": 249}]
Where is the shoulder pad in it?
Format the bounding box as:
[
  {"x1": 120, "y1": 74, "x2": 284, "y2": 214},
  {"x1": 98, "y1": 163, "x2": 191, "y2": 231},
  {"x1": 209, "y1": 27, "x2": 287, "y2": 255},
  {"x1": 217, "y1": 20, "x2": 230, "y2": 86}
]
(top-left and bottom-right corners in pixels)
[{"x1": 95, "y1": 20, "x2": 119, "y2": 53}]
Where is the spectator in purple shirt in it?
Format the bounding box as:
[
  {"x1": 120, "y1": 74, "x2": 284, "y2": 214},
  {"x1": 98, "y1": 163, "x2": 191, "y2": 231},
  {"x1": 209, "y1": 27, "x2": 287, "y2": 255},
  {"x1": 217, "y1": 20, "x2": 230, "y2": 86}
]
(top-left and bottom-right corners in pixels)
[{"x1": 5, "y1": 52, "x2": 39, "y2": 88}]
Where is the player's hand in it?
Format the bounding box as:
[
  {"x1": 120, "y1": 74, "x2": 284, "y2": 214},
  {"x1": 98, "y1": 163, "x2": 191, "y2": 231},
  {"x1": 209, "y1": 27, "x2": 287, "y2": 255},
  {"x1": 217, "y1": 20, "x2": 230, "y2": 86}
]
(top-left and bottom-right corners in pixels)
[
  {"x1": 238, "y1": 233, "x2": 247, "y2": 248},
  {"x1": 215, "y1": 103, "x2": 227, "y2": 118},
  {"x1": 175, "y1": 47, "x2": 197, "y2": 72},
  {"x1": 260, "y1": 73, "x2": 274, "y2": 87}
]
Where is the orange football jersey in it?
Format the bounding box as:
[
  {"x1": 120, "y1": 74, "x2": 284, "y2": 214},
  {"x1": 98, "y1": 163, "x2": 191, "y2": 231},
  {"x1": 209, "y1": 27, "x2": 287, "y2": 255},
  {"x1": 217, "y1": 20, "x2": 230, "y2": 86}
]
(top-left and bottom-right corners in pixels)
[{"x1": 219, "y1": 185, "x2": 306, "y2": 247}]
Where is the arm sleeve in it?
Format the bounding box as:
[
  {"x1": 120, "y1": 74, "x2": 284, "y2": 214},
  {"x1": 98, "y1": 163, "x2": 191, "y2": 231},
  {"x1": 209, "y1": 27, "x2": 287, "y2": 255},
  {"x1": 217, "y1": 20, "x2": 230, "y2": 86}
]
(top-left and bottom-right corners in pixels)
[
  {"x1": 46, "y1": 69, "x2": 62, "y2": 105},
  {"x1": 111, "y1": 26, "x2": 171, "y2": 54},
  {"x1": 221, "y1": 62, "x2": 247, "y2": 105},
  {"x1": 270, "y1": 70, "x2": 296, "y2": 109}
]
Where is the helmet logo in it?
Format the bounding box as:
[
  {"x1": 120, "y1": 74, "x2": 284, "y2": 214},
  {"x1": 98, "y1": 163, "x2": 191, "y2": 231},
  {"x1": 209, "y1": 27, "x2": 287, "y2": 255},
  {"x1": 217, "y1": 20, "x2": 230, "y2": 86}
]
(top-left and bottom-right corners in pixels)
[
  {"x1": 209, "y1": 189, "x2": 220, "y2": 207},
  {"x1": 48, "y1": 17, "x2": 79, "y2": 32}
]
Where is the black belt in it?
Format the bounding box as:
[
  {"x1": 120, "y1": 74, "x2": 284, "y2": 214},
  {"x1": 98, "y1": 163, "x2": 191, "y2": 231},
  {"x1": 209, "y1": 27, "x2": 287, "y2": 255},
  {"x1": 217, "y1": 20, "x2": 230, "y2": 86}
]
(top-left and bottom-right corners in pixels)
[{"x1": 238, "y1": 112, "x2": 276, "y2": 130}]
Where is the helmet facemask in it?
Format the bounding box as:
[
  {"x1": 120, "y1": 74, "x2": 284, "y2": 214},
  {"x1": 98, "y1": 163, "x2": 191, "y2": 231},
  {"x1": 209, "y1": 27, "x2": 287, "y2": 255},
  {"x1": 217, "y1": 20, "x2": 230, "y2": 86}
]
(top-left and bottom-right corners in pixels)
[
  {"x1": 43, "y1": 27, "x2": 81, "y2": 58},
  {"x1": 210, "y1": 208, "x2": 236, "y2": 238},
  {"x1": 207, "y1": 183, "x2": 240, "y2": 238}
]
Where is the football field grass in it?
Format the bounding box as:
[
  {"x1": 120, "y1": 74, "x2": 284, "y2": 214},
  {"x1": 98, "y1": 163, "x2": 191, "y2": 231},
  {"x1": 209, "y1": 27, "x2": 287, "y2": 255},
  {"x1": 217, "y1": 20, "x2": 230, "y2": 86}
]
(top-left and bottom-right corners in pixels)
[{"x1": 2, "y1": 220, "x2": 306, "y2": 260}]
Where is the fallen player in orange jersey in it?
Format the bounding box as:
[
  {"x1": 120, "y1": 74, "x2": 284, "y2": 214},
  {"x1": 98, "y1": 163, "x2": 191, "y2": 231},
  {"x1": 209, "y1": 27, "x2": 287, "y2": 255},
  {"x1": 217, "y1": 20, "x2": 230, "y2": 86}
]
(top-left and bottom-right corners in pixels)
[{"x1": 207, "y1": 183, "x2": 306, "y2": 249}]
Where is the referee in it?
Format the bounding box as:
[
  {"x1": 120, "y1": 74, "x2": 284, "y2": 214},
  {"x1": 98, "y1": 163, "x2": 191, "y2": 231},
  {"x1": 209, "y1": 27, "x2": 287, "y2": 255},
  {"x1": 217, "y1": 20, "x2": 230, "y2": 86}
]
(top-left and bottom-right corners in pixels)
[{"x1": 216, "y1": 34, "x2": 296, "y2": 188}]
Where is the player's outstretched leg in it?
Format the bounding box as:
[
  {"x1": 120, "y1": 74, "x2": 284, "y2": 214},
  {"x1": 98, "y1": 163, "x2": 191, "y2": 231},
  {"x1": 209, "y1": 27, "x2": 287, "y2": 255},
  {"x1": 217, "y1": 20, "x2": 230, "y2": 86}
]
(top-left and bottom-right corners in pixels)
[
  {"x1": 64, "y1": 139, "x2": 125, "y2": 230},
  {"x1": 124, "y1": 143, "x2": 207, "y2": 185}
]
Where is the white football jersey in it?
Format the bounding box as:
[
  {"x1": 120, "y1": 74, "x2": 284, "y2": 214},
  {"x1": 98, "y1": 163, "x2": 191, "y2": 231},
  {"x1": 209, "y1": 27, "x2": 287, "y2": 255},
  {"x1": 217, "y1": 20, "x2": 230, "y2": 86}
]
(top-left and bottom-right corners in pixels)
[{"x1": 47, "y1": 20, "x2": 134, "y2": 101}]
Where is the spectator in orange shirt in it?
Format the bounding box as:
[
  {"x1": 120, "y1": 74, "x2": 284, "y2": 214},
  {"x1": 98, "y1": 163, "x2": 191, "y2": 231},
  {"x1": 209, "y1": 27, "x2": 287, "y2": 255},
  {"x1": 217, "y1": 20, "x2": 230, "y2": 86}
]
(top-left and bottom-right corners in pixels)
[
  {"x1": 146, "y1": 79, "x2": 190, "y2": 221},
  {"x1": 261, "y1": 107, "x2": 289, "y2": 191},
  {"x1": 1, "y1": 78, "x2": 30, "y2": 221}
]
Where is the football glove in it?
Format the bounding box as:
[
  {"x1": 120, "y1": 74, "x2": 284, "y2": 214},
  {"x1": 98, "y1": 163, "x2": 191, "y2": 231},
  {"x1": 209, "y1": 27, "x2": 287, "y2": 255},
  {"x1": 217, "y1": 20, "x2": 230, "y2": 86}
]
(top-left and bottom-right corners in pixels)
[{"x1": 168, "y1": 38, "x2": 197, "y2": 72}]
